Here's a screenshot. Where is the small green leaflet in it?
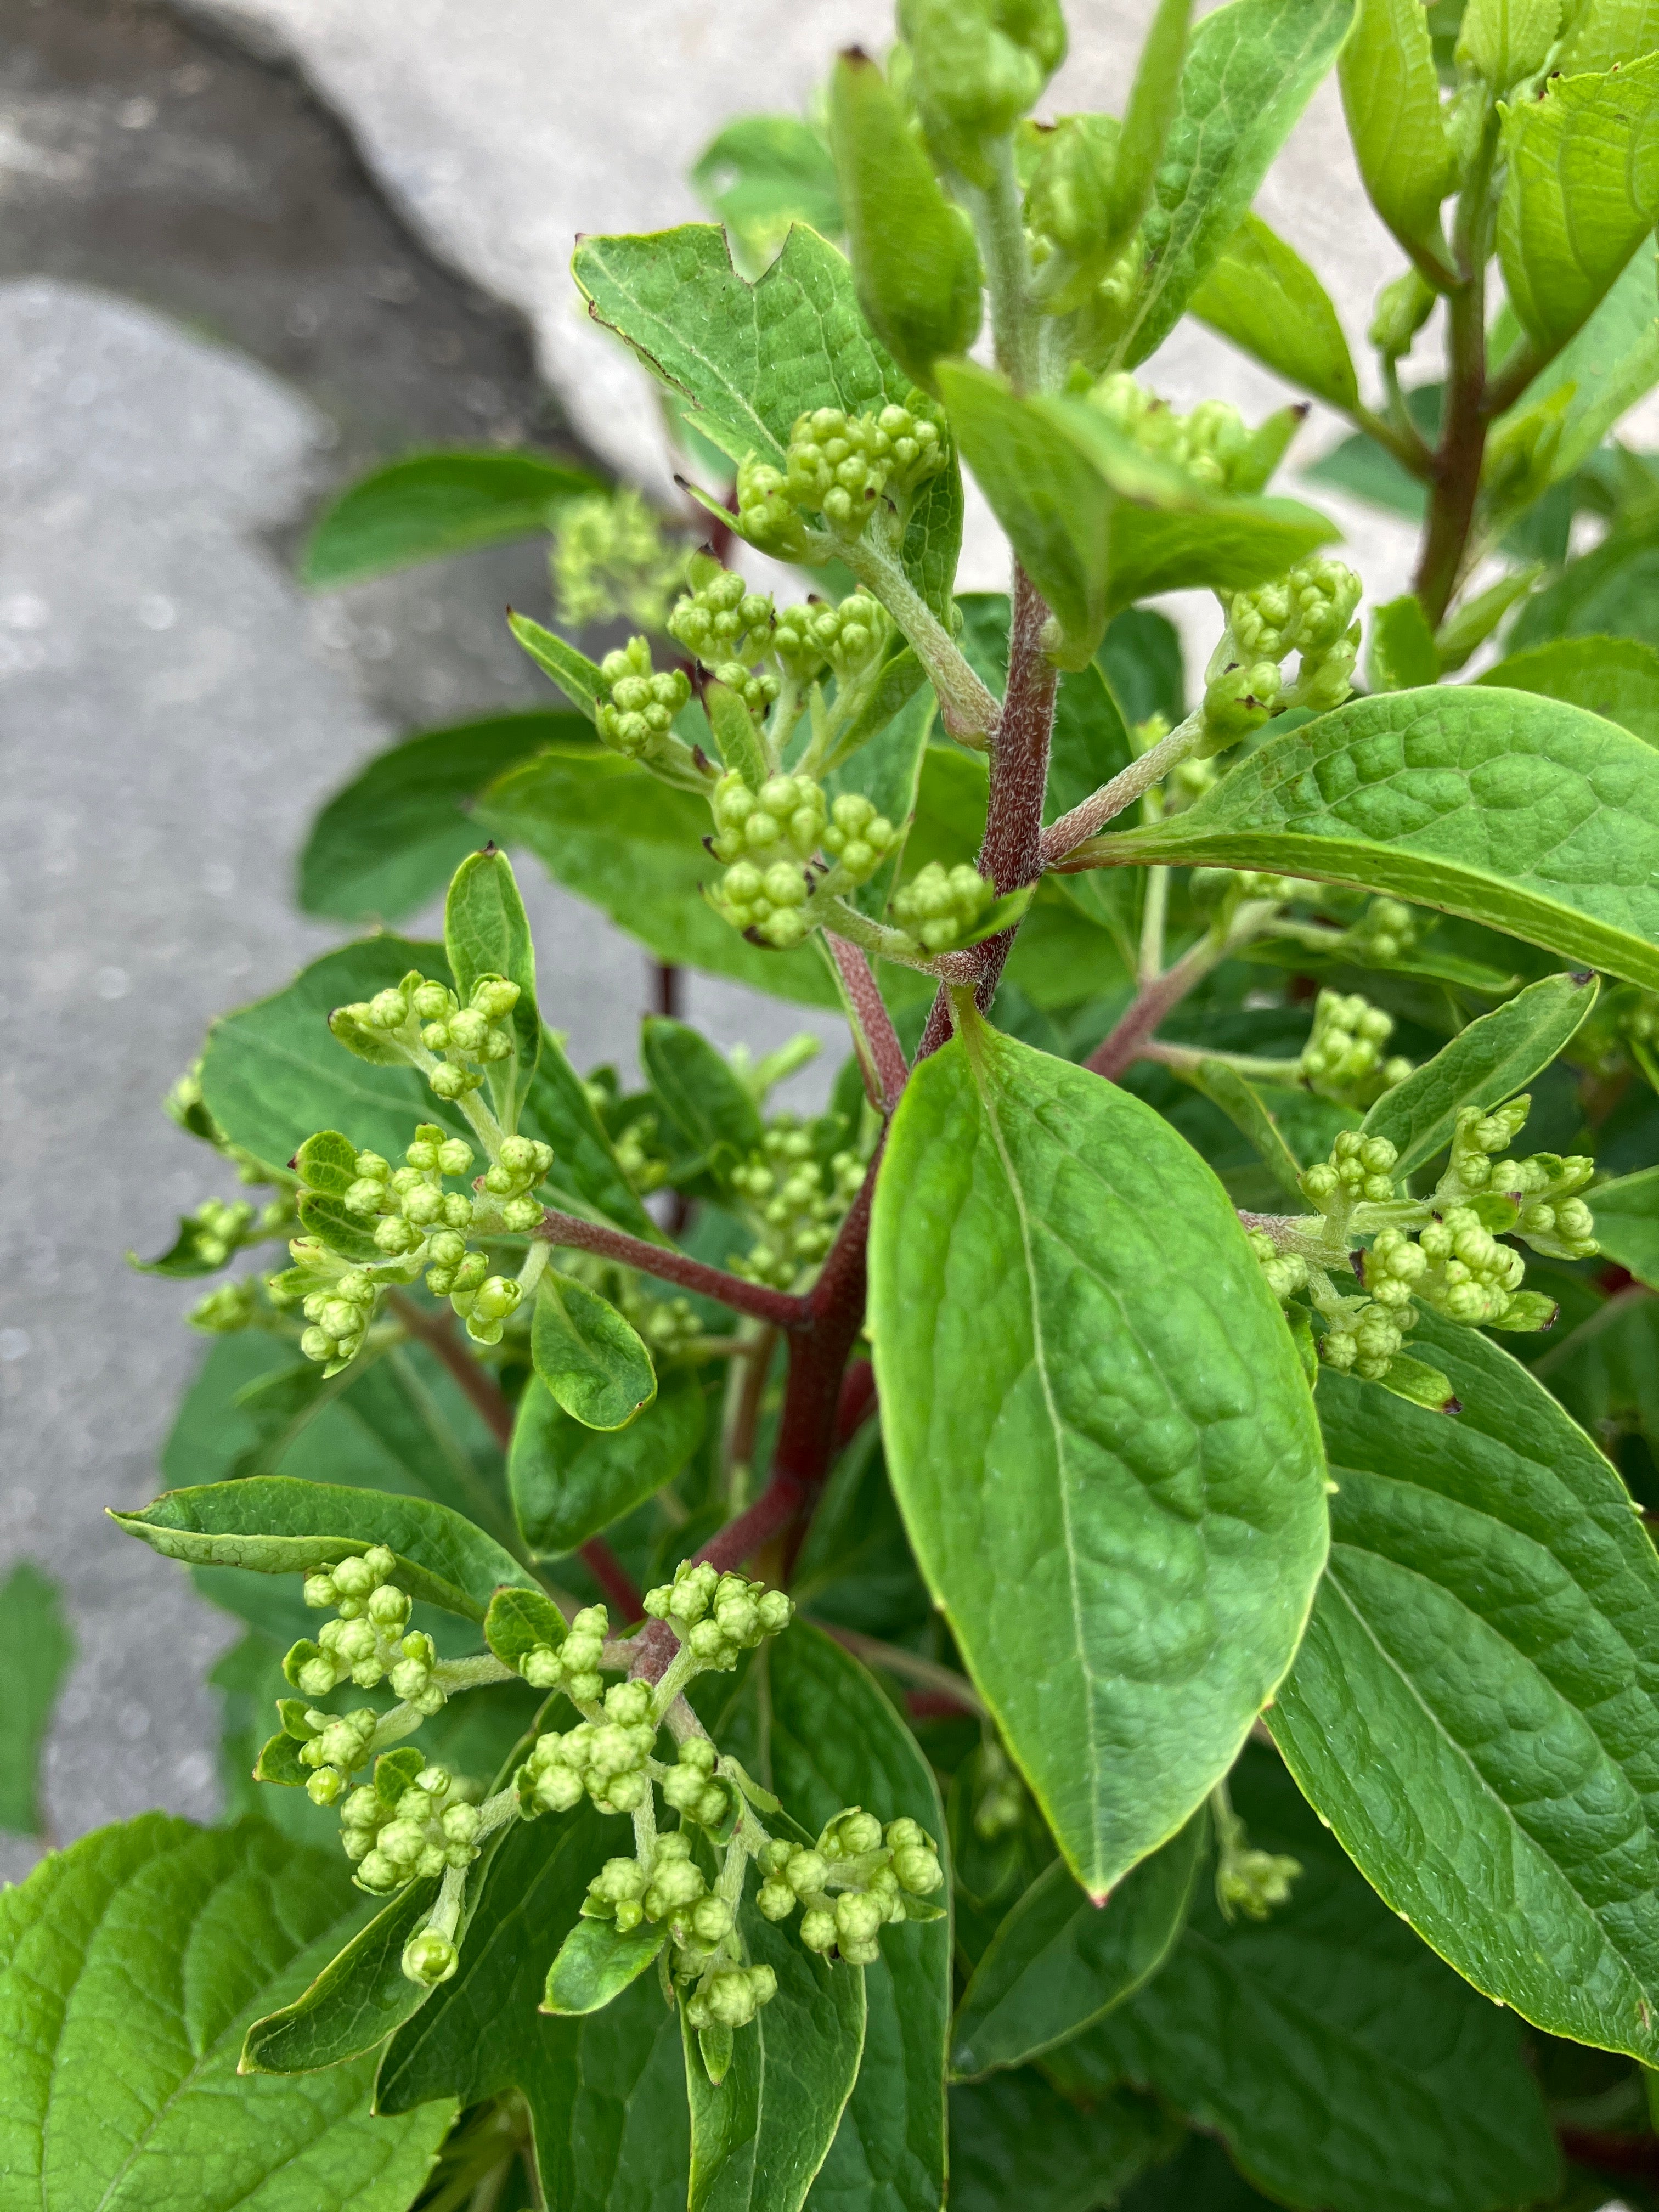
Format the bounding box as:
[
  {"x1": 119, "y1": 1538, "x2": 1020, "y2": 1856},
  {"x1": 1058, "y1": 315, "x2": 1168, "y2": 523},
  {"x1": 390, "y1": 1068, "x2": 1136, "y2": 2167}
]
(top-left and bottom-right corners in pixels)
[
  {"x1": 241, "y1": 1875, "x2": 444, "y2": 2073},
  {"x1": 543, "y1": 1916, "x2": 667, "y2": 2016},
  {"x1": 300, "y1": 449, "x2": 599, "y2": 587},
  {"x1": 1273, "y1": 1308, "x2": 1659, "y2": 2067},
  {"x1": 1489, "y1": 242, "x2": 1659, "y2": 501},
  {"x1": 1088, "y1": 686, "x2": 1659, "y2": 991},
  {"x1": 510, "y1": 1368, "x2": 707, "y2": 1556},
  {"x1": 0, "y1": 1562, "x2": 72, "y2": 1837},
  {"x1": 1189, "y1": 214, "x2": 1358, "y2": 410},
  {"x1": 870, "y1": 1019, "x2": 1328, "y2": 1898},
  {"x1": 1478, "y1": 636, "x2": 1659, "y2": 749},
  {"x1": 444, "y1": 845, "x2": 541, "y2": 1128},
  {"x1": 1338, "y1": 0, "x2": 1456, "y2": 258},
  {"x1": 0, "y1": 1814, "x2": 453, "y2": 2209},
  {"x1": 1590, "y1": 1165, "x2": 1659, "y2": 1288},
  {"x1": 531, "y1": 1273, "x2": 656, "y2": 1432},
  {"x1": 483, "y1": 1583, "x2": 568, "y2": 1668}
]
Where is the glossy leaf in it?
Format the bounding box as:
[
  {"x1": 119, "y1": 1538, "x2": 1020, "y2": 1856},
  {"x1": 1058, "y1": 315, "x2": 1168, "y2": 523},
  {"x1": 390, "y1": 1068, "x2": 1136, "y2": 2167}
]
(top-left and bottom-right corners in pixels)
[
  {"x1": 572, "y1": 223, "x2": 961, "y2": 616},
  {"x1": 0, "y1": 1561, "x2": 72, "y2": 1837},
  {"x1": 1590, "y1": 1165, "x2": 1659, "y2": 1288},
  {"x1": 1360, "y1": 969, "x2": 1599, "y2": 1176},
  {"x1": 1090, "y1": 687, "x2": 1659, "y2": 991},
  {"x1": 480, "y1": 741, "x2": 840, "y2": 1010},
  {"x1": 1479, "y1": 636, "x2": 1659, "y2": 749},
  {"x1": 111, "y1": 1475, "x2": 538, "y2": 1621},
  {"x1": 300, "y1": 449, "x2": 598, "y2": 587},
  {"x1": 1273, "y1": 1308, "x2": 1659, "y2": 2068},
  {"x1": 1111, "y1": 0, "x2": 1357, "y2": 369},
  {"x1": 1053, "y1": 1747, "x2": 1560, "y2": 2212},
  {"x1": 641, "y1": 1015, "x2": 766, "y2": 1176},
  {"x1": 483, "y1": 1583, "x2": 568, "y2": 1668},
  {"x1": 1499, "y1": 54, "x2": 1659, "y2": 356},
  {"x1": 445, "y1": 844, "x2": 541, "y2": 1127},
  {"x1": 532, "y1": 1272, "x2": 656, "y2": 1432},
  {"x1": 690, "y1": 115, "x2": 843, "y2": 272},
  {"x1": 542, "y1": 1916, "x2": 667, "y2": 2016},
  {"x1": 951, "y1": 1814, "x2": 1204, "y2": 2079},
  {"x1": 870, "y1": 1019, "x2": 1328, "y2": 1897},
  {"x1": 0, "y1": 1813, "x2": 453, "y2": 2208},
  {"x1": 949, "y1": 2072, "x2": 1174, "y2": 2212},
  {"x1": 1190, "y1": 214, "x2": 1358, "y2": 409},
  {"x1": 242, "y1": 1875, "x2": 443, "y2": 2073},
  {"x1": 1338, "y1": 0, "x2": 1457, "y2": 256},
  {"x1": 298, "y1": 710, "x2": 582, "y2": 925},
  {"x1": 510, "y1": 1367, "x2": 706, "y2": 1555}
]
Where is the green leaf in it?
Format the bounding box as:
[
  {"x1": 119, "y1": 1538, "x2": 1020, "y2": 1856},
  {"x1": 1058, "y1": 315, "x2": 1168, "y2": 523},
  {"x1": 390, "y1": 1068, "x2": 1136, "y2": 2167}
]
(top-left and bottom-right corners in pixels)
[
  {"x1": 829, "y1": 52, "x2": 981, "y2": 392},
  {"x1": 111, "y1": 1475, "x2": 537, "y2": 1621},
  {"x1": 1359, "y1": 969, "x2": 1599, "y2": 1176},
  {"x1": 532, "y1": 1273, "x2": 657, "y2": 1432},
  {"x1": 510, "y1": 1367, "x2": 707, "y2": 1556},
  {"x1": 1589, "y1": 1164, "x2": 1659, "y2": 1287},
  {"x1": 951, "y1": 1815, "x2": 1204, "y2": 2080},
  {"x1": 1560, "y1": 0, "x2": 1659, "y2": 71},
  {"x1": 295, "y1": 1128, "x2": 358, "y2": 1197},
  {"x1": 571, "y1": 223, "x2": 961, "y2": 616},
  {"x1": 445, "y1": 844, "x2": 541, "y2": 1127},
  {"x1": 938, "y1": 360, "x2": 1335, "y2": 668},
  {"x1": 200, "y1": 938, "x2": 468, "y2": 1178},
  {"x1": 1109, "y1": 0, "x2": 1198, "y2": 256},
  {"x1": 642, "y1": 1016, "x2": 767, "y2": 1173},
  {"x1": 1491, "y1": 241, "x2": 1659, "y2": 496},
  {"x1": 1190, "y1": 213, "x2": 1358, "y2": 409},
  {"x1": 1053, "y1": 1746, "x2": 1561, "y2": 2212},
  {"x1": 1114, "y1": 2130, "x2": 1283, "y2": 2209},
  {"x1": 1510, "y1": 517, "x2": 1659, "y2": 656},
  {"x1": 1273, "y1": 1306, "x2": 1659, "y2": 2070},
  {"x1": 300, "y1": 449, "x2": 599, "y2": 587},
  {"x1": 300, "y1": 710, "x2": 582, "y2": 926},
  {"x1": 0, "y1": 1562, "x2": 71, "y2": 1837},
  {"x1": 1110, "y1": 0, "x2": 1357, "y2": 369},
  {"x1": 242, "y1": 1875, "x2": 444, "y2": 2073},
  {"x1": 1090, "y1": 687, "x2": 1659, "y2": 991},
  {"x1": 542, "y1": 1916, "x2": 667, "y2": 2016},
  {"x1": 1498, "y1": 53, "x2": 1659, "y2": 356},
  {"x1": 1177, "y1": 1061, "x2": 1307, "y2": 1203},
  {"x1": 479, "y1": 742, "x2": 840, "y2": 1009},
  {"x1": 483, "y1": 1582, "x2": 568, "y2": 1668},
  {"x1": 519, "y1": 1028, "x2": 661, "y2": 1240},
  {"x1": 690, "y1": 115, "x2": 844, "y2": 271},
  {"x1": 297, "y1": 1192, "x2": 384, "y2": 1264},
  {"x1": 949, "y1": 2073, "x2": 1175, "y2": 2212},
  {"x1": 1479, "y1": 636, "x2": 1659, "y2": 749},
  {"x1": 127, "y1": 1212, "x2": 245, "y2": 1278},
  {"x1": 0, "y1": 1813, "x2": 453, "y2": 2207},
  {"x1": 1366, "y1": 595, "x2": 1439, "y2": 693},
  {"x1": 1337, "y1": 0, "x2": 1457, "y2": 257},
  {"x1": 509, "y1": 612, "x2": 609, "y2": 721},
  {"x1": 869, "y1": 1019, "x2": 1328, "y2": 1897}
]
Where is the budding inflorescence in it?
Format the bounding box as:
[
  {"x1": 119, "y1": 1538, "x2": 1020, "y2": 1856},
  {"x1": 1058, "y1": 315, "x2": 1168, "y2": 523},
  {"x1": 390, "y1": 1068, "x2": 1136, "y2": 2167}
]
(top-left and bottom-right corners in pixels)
[
  {"x1": 284, "y1": 1546, "x2": 445, "y2": 1726},
  {"x1": 551, "y1": 487, "x2": 686, "y2": 636},
  {"x1": 711, "y1": 775, "x2": 899, "y2": 949},
  {"x1": 1202, "y1": 556, "x2": 1363, "y2": 745},
  {"x1": 1298, "y1": 990, "x2": 1412, "y2": 1107},
  {"x1": 1088, "y1": 375, "x2": 1282, "y2": 496},
  {"x1": 524, "y1": 1679, "x2": 658, "y2": 1816},
  {"x1": 755, "y1": 1811, "x2": 944, "y2": 1967},
  {"x1": 342, "y1": 1760, "x2": 482, "y2": 1894},
  {"x1": 332, "y1": 966, "x2": 522, "y2": 1104},
  {"x1": 727, "y1": 1119, "x2": 866, "y2": 1288},
  {"x1": 517, "y1": 1603, "x2": 610, "y2": 1708},
  {"x1": 771, "y1": 590, "x2": 887, "y2": 685},
  {"x1": 595, "y1": 635, "x2": 694, "y2": 760},
  {"x1": 736, "y1": 404, "x2": 945, "y2": 559},
  {"x1": 642, "y1": 1561, "x2": 795, "y2": 1670},
  {"x1": 890, "y1": 860, "x2": 996, "y2": 953}
]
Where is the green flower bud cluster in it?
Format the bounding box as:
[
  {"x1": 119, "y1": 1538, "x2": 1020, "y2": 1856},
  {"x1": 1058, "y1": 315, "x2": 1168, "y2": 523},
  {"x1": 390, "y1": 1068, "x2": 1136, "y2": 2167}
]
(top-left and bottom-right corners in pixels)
[
  {"x1": 971, "y1": 1739, "x2": 1028, "y2": 1840},
  {"x1": 476, "y1": 1132, "x2": 555, "y2": 1236},
  {"x1": 1342, "y1": 896, "x2": 1420, "y2": 966},
  {"x1": 342, "y1": 1763, "x2": 482, "y2": 1893},
  {"x1": 642, "y1": 1561, "x2": 794, "y2": 1671},
  {"x1": 1087, "y1": 375, "x2": 1262, "y2": 493},
  {"x1": 522, "y1": 1678, "x2": 656, "y2": 1816},
  {"x1": 1025, "y1": 112, "x2": 1118, "y2": 272},
  {"x1": 595, "y1": 636, "x2": 693, "y2": 759},
  {"x1": 189, "y1": 1279, "x2": 259, "y2": 1333},
  {"x1": 898, "y1": 0, "x2": 1067, "y2": 183},
  {"x1": 1247, "y1": 1231, "x2": 1310, "y2": 1305},
  {"x1": 624, "y1": 1285, "x2": 701, "y2": 1357},
  {"x1": 1299, "y1": 990, "x2": 1412, "y2": 1106},
  {"x1": 736, "y1": 456, "x2": 813, "y2": 560},
  {"x1": 551, "y1": 487, "x2": 686, "y2": 636},
  {"x1": 284, "y1": 1548, "x2": 446, "y2": 1713},
  {"x1": 584, "y1": 1831, "x2": 726, "y2": 1937},
  {"x1": 516, "y1": 1604, "x2": 610, "y2": 1706},
  {"x1": 728, "y1": 1121, "x2": 866, "y2": 1288},
  {"x1": 686, "y1": 1961, "x2": 779, "y2": 2032},
  {"x1": 1203, "y1": 557, "x2": 1363, "y2": 743},
  {"x1": 771, "y1": 590, "x2": 887, "y2": 684},
  {"x1": 337, "y1": 968, "x2": 522, "y2": 1102},
  {"x1": 668, "y1": 568, "x2": 776, "y2": 669},
  {"x1": 342, "y1": 1125, "x2": 476, "y2": 1253},
  {"x1": 1190, "y1": 867, "x2": 1304, "y2": 911},
  {"x1": 1212, "y1": 1789, "x2": 1301, "y2": 1923},
  {"x1": 708, "y1": 771, "x2": 828, "y2": 950},
  {"x1": 755, "y1": 1812, "x2": 943, "y2": 1967},
  {"x1": 819, "y1": 793, "x2": 898, "y2": 886},
  {"x1": 1299, "y1": 1129, "x2": 1403, "y2": 1214},
  {"x1": 780, "y1": 405, "x2": 946, "y2": 544},
  {"x1": 890, "y1": 860, "x2": 996, "y2": 952},
  {"x1": 660, "y1": 1736, "x2": 731, "y2": 1827},
  {"x1": 182, "y1": 1197, "x2": 262, "y2": 1266},
  {"x1": 612, "y1": 1113, "x2": 670, "y2": 1195},
  {"x1": 1432, "y1": 1099, "x2": 1598, "y2": 1262},
  {"x1": 288, "y1": 1706, "x2": 379, "y2": 1806}
]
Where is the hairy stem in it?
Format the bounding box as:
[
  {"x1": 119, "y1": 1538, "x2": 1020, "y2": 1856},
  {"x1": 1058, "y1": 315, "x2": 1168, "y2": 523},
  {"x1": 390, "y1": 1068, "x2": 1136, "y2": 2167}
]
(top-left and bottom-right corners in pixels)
[
  {"x1": 1040, "y1": 709, "x2": 1205, "y2": 866},
  {"x1": 823, "y1": 933, "x2": 912, "y2": 1109},
  {"x1": 1414, "y1": 112, "x2": 1497, "y2": 624},
  {"x1": 534, "y1": 1206, "x2": 807, "y2": 1330},
  {"x1": 961, "y1": 135, "x2": 1040, "y2": 392},
  {"x1": 836, "y1": 531, "x2": 999, "y2": 743}
]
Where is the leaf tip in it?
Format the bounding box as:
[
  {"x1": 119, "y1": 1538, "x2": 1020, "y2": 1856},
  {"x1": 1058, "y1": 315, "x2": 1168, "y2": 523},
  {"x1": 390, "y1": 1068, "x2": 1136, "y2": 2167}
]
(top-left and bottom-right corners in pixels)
[
  {"x1": 1442, "y1": 1395, "x2": 1463, "y2": 1417},
  {"x1": 1569, "y1": 968, "x2": 1596, "y2": 986}
]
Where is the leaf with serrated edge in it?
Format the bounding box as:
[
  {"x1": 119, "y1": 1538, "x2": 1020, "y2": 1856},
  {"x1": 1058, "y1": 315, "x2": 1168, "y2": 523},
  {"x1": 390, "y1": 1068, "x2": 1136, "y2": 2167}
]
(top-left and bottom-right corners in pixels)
[
  {"x1": 870, "y1": 1019, "x2": 1327, "y2": 1897},
  {"x1": 0, "y1": 1562, "x2": 71, "y2": 1837},
  {"x1": 1087, "y1": 687, "x2": 1659, "y2": 991}
]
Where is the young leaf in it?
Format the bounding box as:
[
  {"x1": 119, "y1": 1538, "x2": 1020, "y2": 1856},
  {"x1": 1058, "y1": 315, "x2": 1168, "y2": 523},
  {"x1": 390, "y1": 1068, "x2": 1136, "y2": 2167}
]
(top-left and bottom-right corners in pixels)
[
  {"x1": 1365, "y1": 594, "x2": 1439, "y2": 693},
  {"x1": 241, "y1": 1874, "x2": 444, "y2": 2072},
  {"x1": 1338, "y1": 0, "x2": 1457, "y2": 260},
  {"x1": 1272, "y1": 1308, "x2": 1659, "y2": 2069},
  {"x1": 1109, "y1": 0, "x2": 1197, "y2": 252},
  {"x1": 870, "y1": 1020, "x2": 1328, "y2": 1898},
  {"x1": 1499, "y1": 54, "x2": 1659, "y2": 358},
  {"x1": 949, "y1": 2072, "x2": 1176, "y2": 2212},
  {"x1": 1053, "y1": 1748, "x2": 1561, "y2": 2212},
  {"x1": 951, "y1": 1814, "x2": 1204, "y2": 2080},
  {"x1": 300, "y1": 449, "x2": 599, "y2": 588},
  {"x1": 1509, "y1": 516, "x2": 1659, "y2": 656},
  {"x1": 542, "y1": 1916, "x2": 667, "y2": 2016},
  {"x1": 1089, "y1": 687, "x2": 1659, "y2": 991},
  {"x1": 300, "y1": 711, "x2": 583, "y2": 926},
  {"x1": 111, "y1": 1475, "x2": 538, "y2": 1621},
  {"x1": 690, "y1": 115, "x2": 843, "y2": 270},
  {"x1": 1477, "y1": 636, "x2": 1659, "y2": 749},
  {"x1": 1190, "y1": 214, "x2": 1359, "y2": 410},
  {"x1": 829, "y1": 49, "x2": 982, "y2": 391},
  {"x1": 0, "y1": 1814, "x2": 453, "y2": 2207},
  {"x1": 445, "y1": 845, "x2": 541, "y2": 1127},
  {"x1": 297, "y1": 1193, "x2": 384, "y2": 1265},
  {"x1": 1588, "y1": 1164, "x2": 1659, "y2": 1288},
  {"x1": 519, "y1": 1027, "x2": 662, "y2": 1240},
  {"x1": 1110, "y1": 0, "x2": 1357, "y2": 369},
  {"x1": 1489, "y1": 241, "x2": 1659, "y2": 496},
  {"x1": 483, "y1": 1583, "x2": 568, "y2": 1669},
  {"x1": 509, "y1": 1368, "x2": 706, "y2": 1556},
  {"x1": 1359, "y1": 969, "x2": 1599, "y2": 1176},
  {"x1": 0, "y1": 1562, "x2": 72, "y2": 1837},
  {"x1": 531, "y1": 1273, "x2": 657, "y2": 1432},
  {"x1": 509, "y1": 612, "x2": 609, "y2": 721},
  {"x1": 641, "y1": 1016, "x2": 767, "y2": 1173}
]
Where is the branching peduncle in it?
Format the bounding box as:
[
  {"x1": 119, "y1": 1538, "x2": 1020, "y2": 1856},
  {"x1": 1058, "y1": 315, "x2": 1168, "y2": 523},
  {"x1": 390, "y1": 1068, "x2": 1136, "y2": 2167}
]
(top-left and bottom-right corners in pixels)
[
  {"x1": 1086, "y1": 901, "x2": 1282, "y2": 1081},
  {"x1": 835, "y1": 530, "x2": 999, "y2": 742},
  {"x1": 534, "y1": 1206, "x2": 808, "y2": 1331},
  {"x1": 823, "y1": 934, "x2": 911, "y2": 1109},
  {"x1": 1040, "y1": 709, "x2": 1206, "y2": 866}
]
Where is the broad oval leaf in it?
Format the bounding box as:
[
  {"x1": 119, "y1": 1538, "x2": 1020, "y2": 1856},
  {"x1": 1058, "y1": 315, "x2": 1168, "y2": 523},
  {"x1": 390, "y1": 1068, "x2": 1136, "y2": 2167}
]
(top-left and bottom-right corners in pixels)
[
  {"x1": 531, "y1": 1272, "x2": 657, "y2": 1432},
  {"x1": 484, "y1": 1583, "x2": 568, "y2": 1669},
  {"x1": 542, "y1": 1916, "x2": 667, "y2": 2016},
  {"x1": 1478, "y1": 636, "x2": 1659, "y2": 748},
  {"x1": 242, "y1": 1875, "x2": 443, "y2": 2073},
  {"x1": 949, "y1": 2072, "x2": 1175, "y2": 2212},
  {"x1": 951, "y1": 1815, "x2": 1204, "y2": 2081},
  {"x1": 111, "y1": 1475, "x2": 538, "y2": 1621},
  {"x1": 1338, "y1": 0, "x2": 1457, "y2": 257},
  {"x1": 1090, "y1": 686, "x2": 1659, "y2": 991},
  {"x1": 301, "y1": 449, "x2": 598, "y2": 587},
  {"x1": 1591, "y1": 1164, "x2": 1659, "y2": 1288},
  {"x1": 869, "y1": 1020, "x2": 1328, "y2": 1897},
  {"x1": 642, "y1": 1015, "x2": 765, "y2": 1175},
  {"x1": 1190, "y1": 213, "x2": 1359, "y2": 410},
  {"x1": 510, "y1": 1367, "x2": 707, "y2": 1556},
  {"x1": 1359, "y1": 968, "x2": 1599, "y2": 1177},
  {"x1": 0, "y1": 1813, "x2": 453, "y2": 2209},
  {"x1": 445, "y1": 844, "x2": 540, "y2": 1128},
  {"x1": 1272, "y1": 1307, "x2": 1659, "y2": 2067}
]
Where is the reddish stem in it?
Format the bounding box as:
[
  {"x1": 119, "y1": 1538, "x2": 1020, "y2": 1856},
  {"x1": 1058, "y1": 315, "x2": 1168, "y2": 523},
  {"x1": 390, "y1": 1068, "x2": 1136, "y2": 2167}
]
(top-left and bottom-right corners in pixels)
[
  {"x1": 835, "y1": 1357, "x2": 877, "y2": 1447},
  {"x1": 1558, "y1": 2129, "x2": 1659, "y2": 2181},
  {"x1": 580, "y1": 1539, "x2": 645, "y2": 1622},
  {"x1": 825, "y1": 934, "x2": 910, "y2": 1109},
  {"x1": 535, "y1": 1206, "x2": 807, "y2": 1331},
  {"x1": 1085, "y1": 934, "x2": 1222, "y2": 1081}
]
